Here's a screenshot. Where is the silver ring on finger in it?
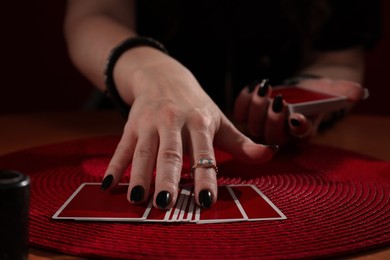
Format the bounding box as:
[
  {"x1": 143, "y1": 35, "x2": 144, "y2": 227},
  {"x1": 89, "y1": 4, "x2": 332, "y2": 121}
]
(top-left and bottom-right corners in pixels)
[{"x1": 191, "y1": 158, "x2": 218, "y2": 178}]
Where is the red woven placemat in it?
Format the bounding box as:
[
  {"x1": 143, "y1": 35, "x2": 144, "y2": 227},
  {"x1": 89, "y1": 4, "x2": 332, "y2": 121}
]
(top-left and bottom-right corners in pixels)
[{"x1": 1, "y1": 136, "x2": 389, "y2": 259}]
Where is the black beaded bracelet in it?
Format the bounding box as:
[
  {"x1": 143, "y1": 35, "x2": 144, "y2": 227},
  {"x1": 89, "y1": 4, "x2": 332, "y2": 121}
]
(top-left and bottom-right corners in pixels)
[{"x1": 104, "y1": 36, "x2": 169, "y2": 118}]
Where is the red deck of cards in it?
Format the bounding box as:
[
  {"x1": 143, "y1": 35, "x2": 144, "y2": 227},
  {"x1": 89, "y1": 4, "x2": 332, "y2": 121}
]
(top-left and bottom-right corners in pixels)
[
  {"x1": 53, "y1": 183, "x2": 286, "y2": 224},
  {"x1": 271, "y1": 86, "x2": 347, "y2": 116}
]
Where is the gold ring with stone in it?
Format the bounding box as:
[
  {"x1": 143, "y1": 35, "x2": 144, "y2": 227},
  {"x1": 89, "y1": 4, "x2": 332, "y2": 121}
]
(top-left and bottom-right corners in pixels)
[{"x1": 191, "y1": 158, "x2": 218, "y2": 175}]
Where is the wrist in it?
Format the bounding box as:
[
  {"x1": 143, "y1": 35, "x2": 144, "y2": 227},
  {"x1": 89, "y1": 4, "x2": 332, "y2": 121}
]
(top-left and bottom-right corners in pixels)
[
  {"x1": 114, "y1": 47, "x2": 174, "y2": 101},
  {"x1": 104, "y1": 37, "x2": 168, "y2": 117}
]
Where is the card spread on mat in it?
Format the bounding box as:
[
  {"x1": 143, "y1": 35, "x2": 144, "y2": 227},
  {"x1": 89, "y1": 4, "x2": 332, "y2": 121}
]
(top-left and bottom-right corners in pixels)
[
  {"x1": 271, "y1": 86, "x2": 348, "y2": 116},
  {"x1": 52, "y1": 183, "x2": 286, "y2": 223}
]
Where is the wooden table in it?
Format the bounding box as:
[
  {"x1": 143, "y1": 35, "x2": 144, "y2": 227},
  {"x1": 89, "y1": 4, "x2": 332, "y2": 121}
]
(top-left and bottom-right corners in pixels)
[{"x1": 0, "y1": 111, "x2": 389, "y2": 259}]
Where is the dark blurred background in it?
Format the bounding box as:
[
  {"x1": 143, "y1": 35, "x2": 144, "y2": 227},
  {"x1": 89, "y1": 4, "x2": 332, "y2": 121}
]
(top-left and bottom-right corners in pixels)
[
  {"x1": 2, "y1": 0, "x2": 94, "y2": 115},
  {"x1": 1, "y1": 0, "x2": 389, "y2": 115}
]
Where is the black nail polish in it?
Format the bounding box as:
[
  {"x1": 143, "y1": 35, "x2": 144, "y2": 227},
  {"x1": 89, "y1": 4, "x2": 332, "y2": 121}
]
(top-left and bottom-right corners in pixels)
[
  {"x1": 265, "y1": 144, "x2": 279, "y2": 154},
  {"x1": 101, "y1": 174, "x2": 113, "y2": 191},
  {"x1": 199, "y1": 189, "x2": 213, "y2": 209},
  {"x1": 290, "y1": 118, "x2": 301, "y2": 127},
  {"x1": 156, "y1": 190, "x2": 171, "y2": 209},
  {"x1": 272, "y1": 94, "x2": 284, "y2": 113},
  {"x1": 257, "y1": 79, "x2": 270, "y2": 97},
  {"x1": 130, "y1": 185, "x2": 145, "y2": 203},
  {"x1": 247, "y1": 79, "x2": 259, "y2": 93}
]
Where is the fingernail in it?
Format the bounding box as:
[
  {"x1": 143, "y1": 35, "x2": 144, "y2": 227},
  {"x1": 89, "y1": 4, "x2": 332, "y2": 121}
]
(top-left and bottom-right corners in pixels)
[
  {"x1": 101, "y1": 174, "x2": 113, "y2": 191},
  {"x1": 130, "y1": 185, "x2": 145, "y2": 203},
  {"x1": 257, "y1": 79, "x2": 270, "y2": 97},
  {"x1": 272, "y1": 94, "x2": 284, "y2": 113},
  {"x1": 265, "y1": 144, "x2": 279, "y2": 154},
  {"x1": 247, "y1": 79, "x2": 259, "y2": 93},
  {"x1": 156, "y1": 190, "x2": 171, "y2": 209},
  {"x1": 290, "y1": 118, "x2": 301, "y2": 127},
  {"x1": 199, "y1": 189, "x2": 213, "y2": 209}
]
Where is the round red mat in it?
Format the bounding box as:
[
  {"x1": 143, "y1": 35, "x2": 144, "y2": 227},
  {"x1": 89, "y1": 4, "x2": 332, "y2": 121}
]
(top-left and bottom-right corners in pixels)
[{"x1": 1, "y1": 136, "x2": 390, "y2": 259}]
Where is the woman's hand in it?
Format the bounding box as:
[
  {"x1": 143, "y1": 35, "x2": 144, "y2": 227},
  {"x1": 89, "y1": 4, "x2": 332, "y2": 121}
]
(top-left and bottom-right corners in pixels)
[
  {"x1": 233, "y1": 78, "x2": 367, "y2": 145},
  {"x1": 101, "y1": 53, "x2": 277, "y2": 210}
]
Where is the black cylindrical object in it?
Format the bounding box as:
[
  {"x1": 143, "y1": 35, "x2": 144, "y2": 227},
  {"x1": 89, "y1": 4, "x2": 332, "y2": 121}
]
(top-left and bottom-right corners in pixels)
[{"x1": 0, "y1": 170, "x2": 30, "y2": 260}]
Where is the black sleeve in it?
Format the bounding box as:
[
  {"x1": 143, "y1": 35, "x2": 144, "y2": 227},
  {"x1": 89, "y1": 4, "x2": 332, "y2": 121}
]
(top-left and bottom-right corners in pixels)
[{"x1": 312, "y1": 0, "x2": 383, "y2": 51}]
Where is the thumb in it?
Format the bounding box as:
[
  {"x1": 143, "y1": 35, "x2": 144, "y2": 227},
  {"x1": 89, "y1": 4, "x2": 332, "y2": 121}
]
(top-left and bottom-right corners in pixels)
[{"x1": 214, "y1": 116, "x2": 278, "y2": 164}]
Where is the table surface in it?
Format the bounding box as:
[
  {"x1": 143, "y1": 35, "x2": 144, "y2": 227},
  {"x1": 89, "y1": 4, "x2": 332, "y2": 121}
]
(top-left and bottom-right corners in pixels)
[{"x1": 1, "y1": 110, "x2": 389, "y2": 260}]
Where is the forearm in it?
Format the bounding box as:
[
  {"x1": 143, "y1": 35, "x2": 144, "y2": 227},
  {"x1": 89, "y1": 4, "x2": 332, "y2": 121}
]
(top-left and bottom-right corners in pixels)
[
  {"x1": 65, "y1": 15, "x2": 135, "y2": 90},
  {"x1": 64, "y1": 0, "x2": 143, "y2": 103},
  {"x1": 298, "y1": 46, "x2": 365, "y2": 84}
]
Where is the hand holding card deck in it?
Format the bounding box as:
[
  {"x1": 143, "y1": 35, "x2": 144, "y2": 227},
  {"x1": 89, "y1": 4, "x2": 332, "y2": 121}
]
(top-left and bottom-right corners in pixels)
[
  {"x1": 271, "y1": 86, "x2": 348, "y2": 116},
  {"x1": 53, "y1": 183, "x2": 286, "y2": 224}
]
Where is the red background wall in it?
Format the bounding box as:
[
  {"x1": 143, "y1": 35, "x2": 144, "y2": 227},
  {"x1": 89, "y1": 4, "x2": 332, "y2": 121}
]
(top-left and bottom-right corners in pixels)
[{"x1": 1, "y1": 0, "x2": 389, "y2": 115}]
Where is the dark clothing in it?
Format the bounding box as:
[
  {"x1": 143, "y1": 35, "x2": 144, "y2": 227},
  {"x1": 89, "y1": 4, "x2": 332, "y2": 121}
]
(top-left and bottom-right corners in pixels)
[{"x1": 136, "y1": 0, "x2": 382, "y2": 110}]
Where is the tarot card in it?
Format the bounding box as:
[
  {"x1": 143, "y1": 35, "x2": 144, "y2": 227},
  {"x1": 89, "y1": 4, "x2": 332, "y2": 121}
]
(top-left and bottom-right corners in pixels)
[{"x1": 52, "y1": 183, "x2": 151, "y2": 221}]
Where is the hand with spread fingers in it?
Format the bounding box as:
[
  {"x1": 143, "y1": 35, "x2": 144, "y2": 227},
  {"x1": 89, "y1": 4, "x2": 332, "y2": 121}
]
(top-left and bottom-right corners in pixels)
[{"x1": 99, "y1": 52, "x2": 277, "y2": 210}]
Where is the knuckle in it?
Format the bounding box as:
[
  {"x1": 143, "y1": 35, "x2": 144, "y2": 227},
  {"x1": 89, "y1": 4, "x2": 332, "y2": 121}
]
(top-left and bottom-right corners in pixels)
[
  {"x1": 161, "y1": 148, "x2": 183, "y2": 165},
  {"x1": 159, "y1": 103, "x2": 183, "y2": 126},
  {"x1": 134, "y1": 148, "x2": 154, "y2": 160},
  {"x1": 188, "y1": 109, "x2": 212, "y2": 132},
  {"x1": 136, "y1": 115, "x2": 153, "y2": 129}
]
